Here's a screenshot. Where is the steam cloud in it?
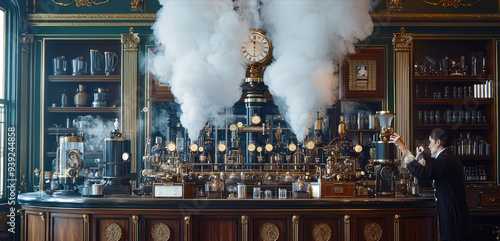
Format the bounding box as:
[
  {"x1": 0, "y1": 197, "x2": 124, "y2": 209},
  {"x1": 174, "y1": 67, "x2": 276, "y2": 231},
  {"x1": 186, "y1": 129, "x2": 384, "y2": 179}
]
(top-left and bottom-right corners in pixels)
[
  {"x1": 150, "y1": 0, "x2": 250, "y2": 141},
  {"x1": 261, "y1": 0, "x2": 374, "y2": 141},
  {"x1": 151, "y1": 0, "x2": 374, "y2": 142},
  {"x1": 75, "y1": 115, "x2": 115, "y2": 152}
]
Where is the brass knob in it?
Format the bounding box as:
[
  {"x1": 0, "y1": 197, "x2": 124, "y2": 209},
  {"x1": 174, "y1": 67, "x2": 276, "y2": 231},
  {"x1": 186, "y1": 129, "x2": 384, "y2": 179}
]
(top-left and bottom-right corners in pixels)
[
  {"x1": 39, "y1": 212, "x2": 45, "y2": 221},
  {"x1": 491, "y1": 198, "x2": 496, "y2": 202}
]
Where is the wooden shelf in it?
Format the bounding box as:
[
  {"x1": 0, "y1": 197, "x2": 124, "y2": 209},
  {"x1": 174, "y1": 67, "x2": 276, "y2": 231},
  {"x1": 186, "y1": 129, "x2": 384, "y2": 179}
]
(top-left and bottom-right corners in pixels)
[
  {"x1": 458, "y1": 155, "x2": 494, "y2": 160},
  {"x1": 413, "y1": 75, "x2": 492, "y2": 82},
  {"x1": 413, "y1": 98, "x2": 493, "y2": 105},
  {"x1": 47, "y1": 127, "x2": 79, "y2": 135},
  {"x1": 414, "y1": 124, "x2": 493, "y2": 130},
  {"x1": 47, "y1": 75, "x2": 121, "y2": 83},
  {"x1": 46, "y1": 107, "x2": 120, "y2": 113},
  {"x1": 46, "y1": 151, "x2": 103, "y2": 158}
]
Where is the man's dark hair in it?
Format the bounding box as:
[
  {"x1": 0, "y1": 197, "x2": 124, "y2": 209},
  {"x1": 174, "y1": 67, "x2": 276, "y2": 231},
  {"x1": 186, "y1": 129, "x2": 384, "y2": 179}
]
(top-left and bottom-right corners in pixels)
[{"x1": 430, "y1": 128, "x2": 452, "y2": 148}]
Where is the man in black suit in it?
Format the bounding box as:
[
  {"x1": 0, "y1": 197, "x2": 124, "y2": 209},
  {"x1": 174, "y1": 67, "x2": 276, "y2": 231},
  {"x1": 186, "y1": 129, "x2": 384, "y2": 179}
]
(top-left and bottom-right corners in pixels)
[{"x1": 390, "y1": 128, "x2": 472, "y2": 241}]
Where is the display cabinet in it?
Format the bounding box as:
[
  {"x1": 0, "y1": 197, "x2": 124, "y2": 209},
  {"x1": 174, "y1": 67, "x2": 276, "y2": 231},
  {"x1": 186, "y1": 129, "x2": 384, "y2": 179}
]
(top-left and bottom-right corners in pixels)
[
  {"x1": 42, "y1": 39, "x2": 122, "y2": 176},
  {"x1": 411, "y1": 39, "x2": 497, "y2": 185}
]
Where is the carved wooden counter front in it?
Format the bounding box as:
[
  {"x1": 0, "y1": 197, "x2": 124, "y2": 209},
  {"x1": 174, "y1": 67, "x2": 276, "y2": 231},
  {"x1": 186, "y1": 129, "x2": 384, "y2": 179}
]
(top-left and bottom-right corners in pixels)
[{"x1": 18, "y1": 192, "x2": 438, "y2": 241}]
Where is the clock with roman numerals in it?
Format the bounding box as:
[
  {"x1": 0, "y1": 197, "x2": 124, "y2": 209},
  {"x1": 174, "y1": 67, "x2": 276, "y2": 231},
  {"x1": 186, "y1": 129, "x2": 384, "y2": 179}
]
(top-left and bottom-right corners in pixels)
[{"x1": 241, "y1": 29, "x2": 272, "y2": 66}]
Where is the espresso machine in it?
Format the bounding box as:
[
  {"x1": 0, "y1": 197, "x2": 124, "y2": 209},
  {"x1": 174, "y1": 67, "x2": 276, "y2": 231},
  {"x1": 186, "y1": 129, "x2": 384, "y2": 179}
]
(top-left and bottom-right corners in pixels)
[
  {"x1": 53, "y1": 135, "x2": 85, "y2": 196},
  {"x1": 103, "y1": 119, "x2": 135, "y2": 195},
  {"x1": 374, "y1": 111, "x2": 399, "y2": 196}
]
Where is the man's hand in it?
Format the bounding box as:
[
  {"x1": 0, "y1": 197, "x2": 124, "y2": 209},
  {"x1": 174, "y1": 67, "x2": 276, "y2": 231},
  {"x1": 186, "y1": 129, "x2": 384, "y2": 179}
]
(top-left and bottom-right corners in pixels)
[{"x1": 389, "y1": 133, "x2": 409, "y2": 153}]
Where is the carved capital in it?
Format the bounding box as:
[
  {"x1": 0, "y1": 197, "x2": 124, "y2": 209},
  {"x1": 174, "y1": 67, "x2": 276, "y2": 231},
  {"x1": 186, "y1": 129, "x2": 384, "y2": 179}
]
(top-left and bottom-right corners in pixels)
[
  {"x1": 121, "y1": 27, "x2": 140, "y2": 52},
  {"x1": 21, "y1": 33, "x2": 34, "y2": 53},
  {"x1": 132, "y1": 215, "x2": 139, "y2": 224},
  {"x1": 394, "y1": 214, "x2": 400, "y2": 223},
  {"x1": 344, "y1": 215, "x2": 350, "y2": 224},
  {"x1": 392, "y1": 27, "x2": 412, "y2": 52},
  {"x1": 292, "y1": 215, "x2": 299, "y2": 224},
  {"x1": 241, "y1": 215, "x2": 248, "y2": 225},
  {"x1": 83, "y1": 214, "x2": 89, "y2": 223}
]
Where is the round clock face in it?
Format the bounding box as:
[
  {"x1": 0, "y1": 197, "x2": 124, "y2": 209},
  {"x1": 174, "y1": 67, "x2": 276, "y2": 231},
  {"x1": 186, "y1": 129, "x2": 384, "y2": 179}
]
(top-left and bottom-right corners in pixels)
[
  {"x1": 198, "y1": 146, "x2": 205, "y2": 153},
  {"x1": 354, "y1": 144, "x2": 363, "y2": 153},
  {"x1": 288, "y1": 143, "x2": 297, "y2": 152},
  {"x1": 256, "y1": 146, "x2": 263, "y2": 153},
  {"x1": 229, "y1": 124, "x2": 237, "y2": 132},
  {"x1": 241, "y1": 31, "x2": 271, "y2": 64},
  {"x1": 251, "y1": 115, "x2": 261, "y2": 125}
]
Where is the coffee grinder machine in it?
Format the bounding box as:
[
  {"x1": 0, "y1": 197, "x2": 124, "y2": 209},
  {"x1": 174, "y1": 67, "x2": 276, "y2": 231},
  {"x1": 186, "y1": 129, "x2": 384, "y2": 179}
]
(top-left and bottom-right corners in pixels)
[
  {"x1": 103, "y1": 119, "x2": 135, "y2": 195},
  {"x1": 374, "y1": 111, "x2": 399, "y2": 196},
  {"x1": 53, "y1": 135, "x2": 84, "y2": 196}
]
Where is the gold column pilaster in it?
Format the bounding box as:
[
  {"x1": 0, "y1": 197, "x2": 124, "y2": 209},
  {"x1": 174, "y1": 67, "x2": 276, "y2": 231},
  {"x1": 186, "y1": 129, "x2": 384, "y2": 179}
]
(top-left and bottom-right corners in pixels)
[
  {"x1": 83, "y1": 214, "x2": 90, "y2": 241},
  {"x1": 344, "y1": 215, "x2": 350, "y2": 241},
  {"x1": 184, "y1": 216, "x2": 191, "y2": 241},
  {"x1": 121, "y1": 27, "x2": 140, "y2": 174},
  {"x1": 394, "y1": 214, "x2": 400, "y2": 241},
  {"x1": 20, "y1": 32, "x2": 33, "y2": 193},
  {"x1": 392, "y1": 27, "x2": 413, "y2": 154},
  {"x1": 292, "y1": 215, "x2": 300, "y2": 241},
  {"x1": 132, "y1": 215, "x2": 139, "y2": 241},
  {"x1": 242, "y1": 215, "x2": 248, "y2": 241}
]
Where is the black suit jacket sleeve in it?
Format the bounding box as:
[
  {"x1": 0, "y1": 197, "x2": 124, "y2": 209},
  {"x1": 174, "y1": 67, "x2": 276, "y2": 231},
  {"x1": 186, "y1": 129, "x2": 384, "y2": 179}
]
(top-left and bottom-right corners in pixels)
[{"x1": 406, "y1": 153, "x2": 446, "y2": 181}]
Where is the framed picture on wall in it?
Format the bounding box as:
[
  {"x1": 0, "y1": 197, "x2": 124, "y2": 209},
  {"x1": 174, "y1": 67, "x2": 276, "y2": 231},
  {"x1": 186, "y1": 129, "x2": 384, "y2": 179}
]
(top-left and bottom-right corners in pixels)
[
  {"x1": 342, "y1": 47, "x2": 385, "y2": 100},
  {"x1": 147, "y1": 46, "x2": 175, "y2": 101}
]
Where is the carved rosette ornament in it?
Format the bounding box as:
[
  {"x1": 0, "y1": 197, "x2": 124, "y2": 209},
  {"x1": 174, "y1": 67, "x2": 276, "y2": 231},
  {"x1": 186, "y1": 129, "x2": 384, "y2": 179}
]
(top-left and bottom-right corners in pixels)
[
  {"x1": 313, "y1": 223, "x2": 332, "y2": 241},
  {"x1": 389, "y1": 0, "x2": 403, "y2": 12},
  {"x1": 363, "y1": 223, "x2": 383, "y2": 241},
  {"x1": 260, "y1": 223, "x2": 280, "y2": 241},
  {"x1": 392, "y1": 27, "x2": 412, "y2": 52},
  {"x1": 152, "y1": 223, "x2": 171, "y2": 241},
  {"x1": 104, "y1": 223, "x2": 122, "y2": 241},
  {"x1": 131, "y1": 0, "x2": 144, "y2": 11},
  {"x1": 121, "y1": 27, "x2": 140, "y2": 53}
]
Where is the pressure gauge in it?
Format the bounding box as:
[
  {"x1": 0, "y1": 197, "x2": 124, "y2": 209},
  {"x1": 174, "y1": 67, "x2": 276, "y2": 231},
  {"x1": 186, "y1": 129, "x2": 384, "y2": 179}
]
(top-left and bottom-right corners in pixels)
[
  {"x1": 251, "y1": 114, "x2": 261, "y2": 125},
  {"x1": 122, "y1": 152, "x2": 130, "y2": 161},
  {"x1": 257, "y1": 146, "x2": 263, "y2": 153},
  {"x1": 166, "y1": 142, "x2": 176, "y2": 152},
  {"x1": 288, "y1": 143, "x2": 297, "y2": 152},
  {"x1": 247, "y1": 143, "x2": 256, "y2": 152},
  {"x1": 354, "y1": 144, "x2": 363, "y2": 153},
  {"x1": 218, "y1": 143, "x2": 227, "y2": 152},
  {"x1": 305, "y1": 141, "x2": 316, "y2": 150},
  {"x1": 237, "y1": 122, "x2": 243, "y2": 128},
  {"x1": 265, "y1": 143, "x2": 273, "y2": 152},
  {"x1": 198, "y1": 146, "x2": 205, "y2": 153},
  {"x1": 189, "y1": 143, "x2": 199, "y2": 152},
  {"x1": 229, "y1": 124, "x2": 237, "y2": 132}
]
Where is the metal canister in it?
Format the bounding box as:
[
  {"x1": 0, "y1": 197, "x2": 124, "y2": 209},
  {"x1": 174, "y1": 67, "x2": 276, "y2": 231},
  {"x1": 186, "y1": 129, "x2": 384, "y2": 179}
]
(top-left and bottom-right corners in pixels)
[{"x1": 237, "y1": 184, "x2": 247, "y2": 199}]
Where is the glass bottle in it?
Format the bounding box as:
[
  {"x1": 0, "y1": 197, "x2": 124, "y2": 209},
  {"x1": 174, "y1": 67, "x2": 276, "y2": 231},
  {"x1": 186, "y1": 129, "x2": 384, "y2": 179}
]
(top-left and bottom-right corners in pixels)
[
  {"x1": 458, "y1": 133, "x2": 464, "y2": 155},
  {"x1": 435, "y1": 111, "x2": 441, "y2": 124},
  {"x1": 465, "y1": 132, "x2": 472, "y2": 155},
  {"x1": 61, "y1": 90, "x2": 68, "y2": 107}
]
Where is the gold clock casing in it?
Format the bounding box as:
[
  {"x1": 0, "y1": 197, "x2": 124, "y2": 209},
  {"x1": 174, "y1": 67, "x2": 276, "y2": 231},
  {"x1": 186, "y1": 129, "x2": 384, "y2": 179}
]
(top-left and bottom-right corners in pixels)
[{"x1": 241, "y1": 29, "x2": 273, "y2": 67}]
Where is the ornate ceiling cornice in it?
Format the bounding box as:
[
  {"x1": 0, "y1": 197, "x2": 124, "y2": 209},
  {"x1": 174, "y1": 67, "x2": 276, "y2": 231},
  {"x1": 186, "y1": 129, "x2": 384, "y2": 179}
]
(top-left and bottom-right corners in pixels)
[{"x1": 28, "y1": 13, "x2": 156, "y2": 21}]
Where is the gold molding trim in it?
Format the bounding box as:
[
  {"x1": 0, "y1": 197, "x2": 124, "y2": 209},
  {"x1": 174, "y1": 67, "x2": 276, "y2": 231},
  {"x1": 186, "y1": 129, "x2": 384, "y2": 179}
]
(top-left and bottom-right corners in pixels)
[
  {"x1": 132, "y1": 215, "x2": 139, "y2": 241},
  {"x1": 421, "y1": 0, "x2": 481, "y2": 8},
  {"x1": 363, "y1": 223, "x2": 383, "y2": 241},
  {"x1": 184, "y1": 216, "x2": 190, "y2": 241},
  {"x1": 343, "y1": 215, "x2": 350, "y2": 241},
  {"x1": 39, "y1": 212, "x2": 46, "y2": 221},
  {"x1": 313, "y1": 223, "x2": 332, "y2": 241},
  {"x1": 51, "y1": 0, "x2": 111, "y2": 7},
  {"x1": 371, "y1": 13, "x2": 500, "y2": 20},
  {"x1": 152, "y1": 223, "x2": 171, "y2": 241},
  {"x1": 28, "y1": 13, "x2": 156, "y2": 21},
  {"x1": 394, "y1": 215, "x2": 400, "y2": 241},
  {"x1": 29, "y1": 22, "x2": 153, "y2": 27},
  {"x1": 83, "y1": 214, "x2": 90, "y2": 241}
]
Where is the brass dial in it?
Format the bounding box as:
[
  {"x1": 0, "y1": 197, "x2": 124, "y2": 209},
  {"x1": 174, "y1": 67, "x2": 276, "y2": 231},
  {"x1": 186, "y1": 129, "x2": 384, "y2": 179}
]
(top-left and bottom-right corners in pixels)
[
  {"x1": 247, "y1": 143, "x2": 256, "y2": 152},
  {"x1": 305, "y1": 141, "x2": 316, "y2": 150},
  {"x1": 265, "y1": 143, "x2": 273, "y2": 152},
  {"x1": 189, "y1": 143, "x2": 198, "y2": 152},
  {"x1": 251, "y1": 114, "x2": 262, "y2": 125},
  {"x1": 288, "y1": 143, "x2": 297, "y2": 152},
  {"x1": 257, "y1": 146, "x2": 263, "y2": 153},
  {"x1": 354, "y1": 144, "x2": 363, "y2": 153},
  {"x1": 229, "y1": 124, "x2": 237, "y2": 132},
  {"x1": 166, "y1": 142, "x2": 176, "y2": 152},
  {"x1": 218, "y1": 143, "x2": 227, "y2": 152}
]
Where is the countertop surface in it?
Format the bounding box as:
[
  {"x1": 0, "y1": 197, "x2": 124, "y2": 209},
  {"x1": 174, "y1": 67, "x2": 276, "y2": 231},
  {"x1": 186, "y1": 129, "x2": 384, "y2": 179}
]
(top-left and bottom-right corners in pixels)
[{"x1": 18, "y1": 191, "x2": 436, "y2": 210}]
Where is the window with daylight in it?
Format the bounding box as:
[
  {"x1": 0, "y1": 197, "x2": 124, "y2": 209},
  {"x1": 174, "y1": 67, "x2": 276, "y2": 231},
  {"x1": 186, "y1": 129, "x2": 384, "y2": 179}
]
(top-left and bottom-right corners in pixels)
[{"x1": 0, "y1": 9, "x2": 6, "y2": 198}]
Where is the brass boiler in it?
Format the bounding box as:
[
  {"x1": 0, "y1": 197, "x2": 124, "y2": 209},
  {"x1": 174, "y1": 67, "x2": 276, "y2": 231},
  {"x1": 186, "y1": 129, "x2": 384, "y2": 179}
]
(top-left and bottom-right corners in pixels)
[
  {"x1": 57, "y1": 135, "x2": 84, "y2": 178},
  {"x1": 53, "y1": 135, "x2": 84, "y2": 196},
  {"x1": 374, "y1": 111, "x2": 396, "y2": 163},
  {"x1": 103, "y1": 128, "x2": 132, "y2": 194}
]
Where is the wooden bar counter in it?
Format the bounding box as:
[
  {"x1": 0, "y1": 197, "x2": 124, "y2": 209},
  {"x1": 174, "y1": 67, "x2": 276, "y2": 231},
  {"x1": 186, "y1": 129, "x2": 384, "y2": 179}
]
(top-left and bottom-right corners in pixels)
[{"x1": 18, "y1": 192, "x2": 438, "y2": 241}]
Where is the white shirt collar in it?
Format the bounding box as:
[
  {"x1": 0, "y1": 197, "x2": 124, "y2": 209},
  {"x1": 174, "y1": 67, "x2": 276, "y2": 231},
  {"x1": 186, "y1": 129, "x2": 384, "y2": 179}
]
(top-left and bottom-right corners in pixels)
[{"x1": 435, "y1": 148, "x2": 447, "y2": 158}]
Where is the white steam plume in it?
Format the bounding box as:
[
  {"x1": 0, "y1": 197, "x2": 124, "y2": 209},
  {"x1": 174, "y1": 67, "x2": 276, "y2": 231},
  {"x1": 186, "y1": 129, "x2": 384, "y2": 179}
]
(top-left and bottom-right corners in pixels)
[
  {"x1": 151, "y1": 0, "x2": 250, "y2": 141},
  {"x1": 261, "y1": 0, "x2": 374, "y2": 141},
  {"x1": 75, "y1": 115, "x2": 115, "y2": 152},
  {"x1": 235, "y1": 0, "x2": 263, "y2": 29}
]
